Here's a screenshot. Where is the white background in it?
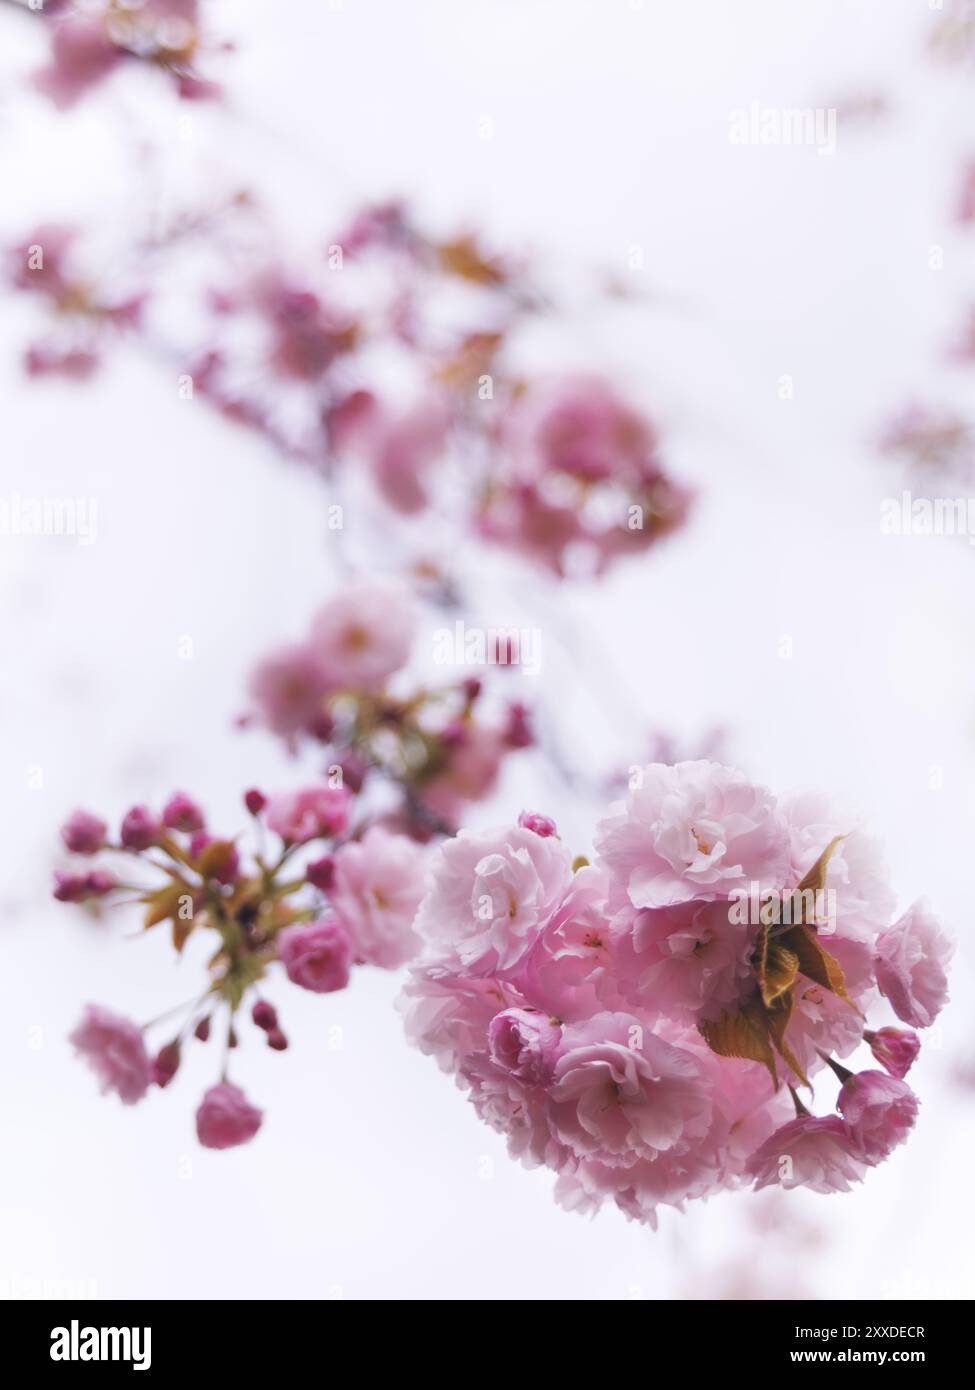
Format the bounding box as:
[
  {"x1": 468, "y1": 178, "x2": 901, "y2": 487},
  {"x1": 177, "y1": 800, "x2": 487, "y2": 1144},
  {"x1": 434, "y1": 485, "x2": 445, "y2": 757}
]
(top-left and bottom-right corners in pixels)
[{"x1": 1, "y1": 0, "x2": 974, "y2": 1299}]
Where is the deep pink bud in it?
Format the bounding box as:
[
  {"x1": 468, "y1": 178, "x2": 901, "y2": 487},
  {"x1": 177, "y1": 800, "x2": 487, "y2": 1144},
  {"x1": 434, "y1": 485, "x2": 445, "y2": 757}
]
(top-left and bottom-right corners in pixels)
[
  {"x1": 503, "y1": 701, "x2": 534, "y2": 749},
  {"x1": 307, "y1": 855, "x2": 335, "y2": 891},
  {"x1": 462, "y1": 676, "x2": 482, "y2": 704},
  {"x1": 162, "y1": 792, "x2": 205, "y2": 833},
  {"x1": 194, "y1": 1017, "x2": 211, "y2": 1042},
  {"x1": 336, "y1": 752, "x2": 368, "y2": 793},
  {"x1": 195, "y1": 1082, "x2": 263, "y2": 1150},
  {"x1": 53, "y1": 869, "x2": 115, "y2": 902},
  {"x1": 252, "y1": 1000, "x2": 277, "y2": 1032},
  {"x1": 60, "y1": 809, "x2": 107, "y2": 855},
  {"x1": 244, "y1": 788, "x2": 267, "y2": 816},
  {"x1": 518, "y1": 810, "x2": 558, "y2": 838},
  {"x1": 266, "y1": 1028, "x2": 289, "y2": 1052},
  {"x1": 189, "y1": 830, "x2": 211, "y2": 859},
  {"x1": 151, "y1": 1041, "x2": 181, "y2": 1088},
  {"x1": 865, "y1": 1027, "x2": 921, "y2": 1080},
  {"x1": 120, "y1": 804, "x2": 159, "y2": 850}
]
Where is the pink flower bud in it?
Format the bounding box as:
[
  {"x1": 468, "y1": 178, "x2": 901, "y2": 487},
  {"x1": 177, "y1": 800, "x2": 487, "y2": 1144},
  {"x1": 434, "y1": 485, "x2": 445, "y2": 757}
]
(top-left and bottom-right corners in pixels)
[
  {"x1": 151, "y1": 1041, "x2": 181, "y2": 1088},
  {"x1": 60, "y1": 809, "x2": 107, "y2": 855},
  {"x1": 503, "y1": 701, "x2": 534, "y2": 749},
  {"x1": 120, "y1": 804, "x2": 159, "y2": 851},
  {"x1": 251, "y1": 1000, "x2": 278, "y2": 1032},
  {"x1": 53, "y1": 869, "x2": 115, "y2": 902},
  {"x1": 244, "y1": 788, "x2": 267, "y2": 816},
  {"x1": 195, "y1": 1082, "x2": 263, "y2": 1150},
  {"x1": 518, "y1": 811, "x2": 558, "y2": 838},
  {"x1": 278, "y1": 919, "x2": 353, "y2": 993},
  {"x1": 462, "y1": 676, "x2": 482, "y2": 704},
  {"x1": 162, "y1": 792, "x2": 205, "y2": 833},
  {"x1": 194, "y1": 1017, "x2": 211, "y2": 1042},
  {"x1": 865, "y1": 1027, "x2": 921, "y2": 1080},
  {"x1": 266, "y1": 1028, "x2": 289, "y2": 1051},
  {"x1": 307, "y1": 855, "x2": 336, "y2": 890}
]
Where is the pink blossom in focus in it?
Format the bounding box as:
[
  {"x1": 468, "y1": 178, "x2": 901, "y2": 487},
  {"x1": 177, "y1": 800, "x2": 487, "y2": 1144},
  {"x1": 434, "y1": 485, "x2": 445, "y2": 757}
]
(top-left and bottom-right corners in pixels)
[
  {"x1": 414, "y1": 823, "x2": 574, "y2": 974},
  {"x1": 837, "y1": 1070, "x2": 919, "y2": 1163},
  {"x1": 329, "y1": 826, "x2": 426, "y2": 968},
  {"x1": 596, "y1": 761, "x2": 791, "y2": 911},
  {"x1": 747, "y1": 1115, "x2": 867, "y2": 1194},
  {"x1": 278, "y1": 919, "x2": 353, "y2": 993},
  {"x1": 310, "y1": 580, "x2": 415, "y2": 689},
  {"x1": 265, "y1": 786, "x2": 351, "y2": 844},
  {"x1": 875, "y1": 900, "x2": 953, "y2": 1028},
  {"x1": 518, "y1": 811, "x2": 558, "y2": 838},
  {"x1": 549, "y1": 1012, "x2": 712, "y2": 1162},
  {"x1": 70, "y1": 1005, "x2": 151, "y2": 1105},
  {"x1": 488, "y1": 1007, "x2": 562, "y2": 1085},
  {"x1": 195, "y1": 1082, "x2": 263, "y2": 1150}
]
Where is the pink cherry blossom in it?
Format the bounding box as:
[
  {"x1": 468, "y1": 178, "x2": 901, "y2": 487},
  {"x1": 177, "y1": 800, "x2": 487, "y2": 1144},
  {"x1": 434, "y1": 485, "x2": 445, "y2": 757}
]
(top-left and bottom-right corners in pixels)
[
  {"x1": 249, "y1": 642, "x2": 331, "y2": 744},
  {"x1": 549, "y1": 1012, "x2": 712, "y2": 1162},
  {"x1": 503, "y1": 375, "x2": 658, "y2": 486},
  {"x1": 747, "y1": 1115, "x2": 867, "y2": 1194},
  {"x1": 610, "y1": 897, "x2": 758, "y2": 1024},
  {"x1": 419, "y1": 722, "x2": 507, "y2": 827},
  {"x1": 865, "y1": 1026, "x2": 921, "y2": 1079},
  {"x1": 488, "y1": 1008, "x2": 561, "y2": 1085},
  {"x1": 414, "y1": 823, "x2": 574, "y2": 974},
  {"x1": 277, "y1": 919, "x2": 353, "y2": 993},
  {"x1": 518, "y1": 811, "x2": 558, "y2": 837},
  {"x1": 195, "y1": 1083, "x2": 263, "y2": 1150},
  {"x1": 60, "y1": 808, "x2": 107, "y2": 855},
  {"x1": 838, "y1": 1070, "x2": 919, "y2": 1162},
  {"x1": 596, "y1": 761, "x2": 791, "y2": 911},
  {"x1": 329, "y1": 826, "x2": 426, "y2": 969},
  {"x1": 512, "y1": 864, "x2": 616, "y2": 1021},
  {"x1": 875, "y1": 900, "x2": 953, "y2": 1028},
  {"x1": 264, "y1": 785, "x2": 351, "y2": 844},
  {"x1": 309, "y1": 580, "x2": 415, "y2": 689},
  {"x1": 34, "y1": 17, "x2": 123, "y2": 110},
  {"x1": 70, "y1": 1005, "x2": 151, "y2": 1105},
  {"x1": 368, "y1": 396, "x2": 448, "y2": 515}
]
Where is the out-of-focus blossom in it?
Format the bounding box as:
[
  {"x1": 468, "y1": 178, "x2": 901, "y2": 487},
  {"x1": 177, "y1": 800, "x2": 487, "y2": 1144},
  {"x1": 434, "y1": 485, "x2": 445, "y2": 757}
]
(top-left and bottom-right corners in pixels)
[
  {"x1": 70, "y1": 1005, "x2": 151, "y2": 1105},
  {"x1": 329, "y1": 827, "x2": 427, "y2": 968},
  {"x1": 264, "y1": 786, "x2": 351, "y2": 844},
  {"x1": 60, "y1": 809, "x2": 107, "y2": 855},
  {"x1": 277, "y1": 919, "x2": 353, "y2": 993},
  {"x1": 310, "y1": 580, "x2": 415, "y2": 689}
]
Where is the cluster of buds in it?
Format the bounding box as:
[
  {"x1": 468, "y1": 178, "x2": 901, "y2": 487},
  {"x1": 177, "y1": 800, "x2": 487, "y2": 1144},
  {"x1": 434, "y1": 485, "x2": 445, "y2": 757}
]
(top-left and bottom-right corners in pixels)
[
  {"x1": 248, "y1": 578, "x2": 533, "y2": 838},
  {"x1": 56, "y1": 779, "x2": 429, "y2": 1148}
]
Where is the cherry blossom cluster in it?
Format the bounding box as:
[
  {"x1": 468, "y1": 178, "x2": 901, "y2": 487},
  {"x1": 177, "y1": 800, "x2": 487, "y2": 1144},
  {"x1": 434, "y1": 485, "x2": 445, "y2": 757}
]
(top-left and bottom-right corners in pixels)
[
  {"x1": 57, "y1": 780, "x2": 428, "y2": 1148},
  {"x1": 6, "y1": 192, "x2": 691, "y2": 578},
  {"x1": 17, "y1": 0, "x2": 224, "y2": 107},
  {"x1": 248, "y1": 578, "x2": 533, "y2": 838},
  {"x1": 401, "y1": 760, "x2": 952, "y2": 1224}
]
